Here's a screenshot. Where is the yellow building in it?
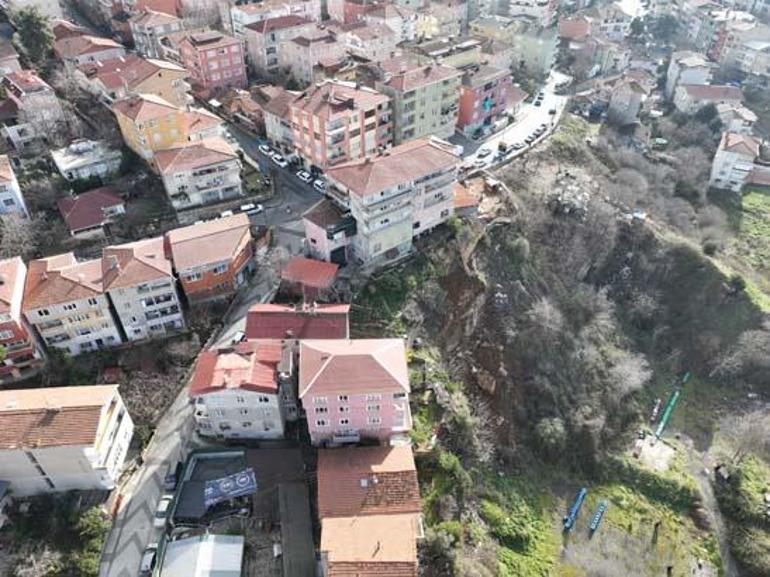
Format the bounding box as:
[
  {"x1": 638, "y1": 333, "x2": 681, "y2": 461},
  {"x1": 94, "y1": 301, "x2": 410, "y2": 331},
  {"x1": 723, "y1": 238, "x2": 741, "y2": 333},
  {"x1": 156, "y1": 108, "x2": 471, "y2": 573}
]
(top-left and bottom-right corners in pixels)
[{"x1": 113, "y1": 94, "x2": 223, "y2": 161}]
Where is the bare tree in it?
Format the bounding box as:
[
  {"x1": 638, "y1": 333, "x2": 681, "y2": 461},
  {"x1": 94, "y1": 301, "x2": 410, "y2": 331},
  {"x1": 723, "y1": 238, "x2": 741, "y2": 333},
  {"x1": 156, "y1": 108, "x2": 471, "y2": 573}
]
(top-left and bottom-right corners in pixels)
[
  {"x1": 721, "y1": 410, "x2": 770, "y2": 464},
  {"x1": 608, "y1": 348, "x2": 652, "y2": 400},
  {"x1": 0, "y1": 213, "x2": 41, "y2": 259},
  {"x1": 526, "y1": 296, "x2": 565, "y2": 339}
]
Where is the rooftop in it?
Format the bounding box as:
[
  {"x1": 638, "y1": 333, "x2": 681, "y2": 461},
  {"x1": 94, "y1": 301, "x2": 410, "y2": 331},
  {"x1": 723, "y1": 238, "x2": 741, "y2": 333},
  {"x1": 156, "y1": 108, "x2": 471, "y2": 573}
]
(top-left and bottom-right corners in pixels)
[
  {"x1": 299, "y1": 338, "x2": 409, "y2": 398},
  {"x1": 317, "y1": 445, "x2": 420, "y2": 518},
  {"x1": 4, "y1": 70, "x2": 51, "y2": 93},
  {"x1": 185, "y1": 30, "x2": 240, "y2": 49},
  {"x1": 719, "y1": 131, "x2": 760, "y2": 157},
  {"x1": 380, "y1": 58, "x2": 461, "y2": 92},
  {"x1": 78, "y1": 54, "x2": 187, "y2": 92},
  {"x1": 57, "y1": 187, "x2": 124, "y2": 234},
  {"x1": 160, "y1": 534, "x2": 244, "y2": 577},
  {"x1": 102, "y1": 236, "x2": 172, "y2": 290},
  {"x1": 679, "y1": 84, "x2": 744, "y2": 102},
  {"x1": 328, "y1": 137, "x2": 459, "y2": 197},
  {"x1": 54, "y1": 34, "x2": 123, "y2": 60},
  {"x1": 0, "y1": 385, "x2": 117, "y2": 450},
  {"x1": 292, "y1": 80, "x2": 389, "y2": 117},
  {"x1": 0, "y1": 256, "x2": 24, "y2": 315},
  {"x1": 245, "y1": 302, "x2": 350, "y2": 340},
  {"x1": 113, "y1": 93, "x2": 179, "y2": 122},
  {"x1": 188, "y1": 340, "x2": 286, "y2": 397},
  {"x1": 281, "y1": 256, "x2": 339, "y2": 290},
  {"x1": 245, "y1": 14, "x2": 311, "y2": 34},
  {"x1": 165, "y1": 214, "x2": 251, "y2": 271},
  {"x1": 129, "y1": 8, "x2": 181, "y2": 27},
  {"x1": 24, "y1": 253, "x2": 105, "y2": 309},
  {"x1": 154, "y1": 137, "x2": 237, "y2": 174},
  {"x1": 51, "y1": 139, "x2": 122, "y2": 172}
]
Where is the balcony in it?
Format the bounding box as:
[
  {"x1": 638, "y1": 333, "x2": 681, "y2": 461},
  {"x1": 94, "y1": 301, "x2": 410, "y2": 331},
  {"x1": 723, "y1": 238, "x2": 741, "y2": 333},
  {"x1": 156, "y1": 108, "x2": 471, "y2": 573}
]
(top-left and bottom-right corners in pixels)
[{"x1": 332, "y1": 431, "x2": 360, "y2": 444}]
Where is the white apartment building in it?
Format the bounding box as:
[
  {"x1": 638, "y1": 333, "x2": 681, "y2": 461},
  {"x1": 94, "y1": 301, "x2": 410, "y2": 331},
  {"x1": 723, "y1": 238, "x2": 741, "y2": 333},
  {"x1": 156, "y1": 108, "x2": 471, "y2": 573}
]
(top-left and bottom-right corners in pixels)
[
  {"x1": 665, "y1": 50, "x2": 714, "y2": 100},
  {"x1": 23, "y1": 253, "x2": 123, "y2": 356},
  {"x1": 363, "y1": 4, "x2": 417, "y2": 44},
  {"x1": 709, "y1": 132, "x2": 769, "y2": 192},
  {"x1": 243, "y1": 15, "x2": 315, "y2": 78},
  {"x1": 189, "y1": 341, "x2": 291, "y2": 440},
  {"x1": 51, "y1": 139, "x2": 122, "y2": 182},
  {"x1": 0, "y1": 154, "x2": 28, "y2": 217},
  {"x1": 0, "y1": 70, "x2": 65, "y2": 151},
  {"x1": 130, "y1": 10, "x2": 185, "y2": 60},
  {"x1": 155, "y1": 137, "x2": 243, "y2": 211},
  {"x1": 326, "y1": 137, "x2": 460, "y2": 265},
  {"x1": 226, "y1": 0, "x2": 322, "y2": 37},
  {"x1": 102, "y1": 237, "x2": 185, "y2": 342},
  {"x1": 0, "y1": 385, "x2": 134, "y2": 497}
]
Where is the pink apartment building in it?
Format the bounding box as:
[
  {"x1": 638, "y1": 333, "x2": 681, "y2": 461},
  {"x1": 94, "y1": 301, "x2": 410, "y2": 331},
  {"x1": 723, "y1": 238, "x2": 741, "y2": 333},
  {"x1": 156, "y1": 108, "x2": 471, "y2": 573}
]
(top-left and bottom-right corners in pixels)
[
  {"x1": 179, "y1": 31, "x2": 247, "y2": 95},
  {"x1": 289, "y1": 80, "x2": 392, "y2": 171},
  {"x1": 299, "y1": 338, "x2": 411, "y2": 446},
  {"x1": 456, "y1": 65, "x2": 512, "y2": 137}
]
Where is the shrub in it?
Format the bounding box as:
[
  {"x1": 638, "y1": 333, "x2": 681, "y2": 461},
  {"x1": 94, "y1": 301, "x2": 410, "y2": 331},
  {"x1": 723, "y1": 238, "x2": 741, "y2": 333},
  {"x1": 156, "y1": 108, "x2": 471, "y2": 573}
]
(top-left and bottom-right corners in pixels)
[{"x1": 480, "y1": 500, "x2": 532, "y2": 550}]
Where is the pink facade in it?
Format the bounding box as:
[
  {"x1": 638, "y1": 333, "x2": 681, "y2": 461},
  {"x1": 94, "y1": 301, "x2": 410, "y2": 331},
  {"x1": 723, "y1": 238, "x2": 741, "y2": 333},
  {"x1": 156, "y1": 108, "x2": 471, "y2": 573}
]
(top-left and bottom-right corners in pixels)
[
  {"x1": 290, "y1": 81, "x2": 392, "y2": 171},
  {"x1": 179, "y1": 31, "x2": 247, "y2": 95},
  {"x1": 0, "y1": 258, "x2": 44, "y2": 382},
  {"x1": 456, "y1": 66, "x2": 512, "y2": 136}
]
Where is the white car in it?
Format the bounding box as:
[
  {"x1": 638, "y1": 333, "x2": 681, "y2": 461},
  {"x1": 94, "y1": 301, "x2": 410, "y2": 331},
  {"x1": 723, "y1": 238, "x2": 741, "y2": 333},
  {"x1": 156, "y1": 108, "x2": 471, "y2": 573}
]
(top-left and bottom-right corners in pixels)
[
  {"x1": 473, "y1": 158, "x2": 487, "y2": 169},
  {"x1": 313, "y1": 179, "x2": 326, "y2": 193},
  {"x1": 296, "y1": 170, "x2": 312, "y2": 183},
  {"x1": 271, "y1": 153, "x2": 288, "y2": 168},
  {"x1": 477, "y1": 147, "x2": 492, "y2": 158},
  {"x1": 258, "y1": 144, "x2": 273, "y2": 156},
  {"x1": 240, "y1": 203, "x2": 263, "y2": 216},
  {"x1": 153, "y1": 495, "x2": 173, "y2": 528},
  {"x1": 219, "y1": 210, "x2": 234, "y2": 218}
]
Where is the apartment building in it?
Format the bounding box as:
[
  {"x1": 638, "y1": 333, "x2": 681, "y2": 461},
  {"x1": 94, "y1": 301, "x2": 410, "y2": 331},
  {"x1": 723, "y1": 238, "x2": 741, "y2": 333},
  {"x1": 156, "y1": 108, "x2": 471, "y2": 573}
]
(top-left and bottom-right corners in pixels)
[
  {"x1": 166, "y1": 214, "x2": 255, "y2": 304},
  {"x1": 189, "y1": 340, "x2": 293, "y2": 439},
  {"x1": 336, "y1": 22, "x2": 397, "y2": 63},
  {"x1": 179, "y1": 31, "x2": 247, "y2": 95},
  {"x1": 0, "y1": 258, "x2": 44, "y2": 382},
  {"x1": 0, "y1": 155, "x2": 28, "y2": 217},
  {"x1": 0, "y1": 70, "x2": 64, "y2": 151},
  {"x1": 0, "y1": 385, "x2": 133, "y2": 496},
  {"x1": 113, "y1": 94, "x2": 222, "y2": 160},
  {"x1": 665, "y1": 50, "x2": 715, "y2": 100},
  {"x1": 77, "y1": 54, "x2": 191, "y2": 107},
  {"x1": 299, "y1": 338, "x2": 411, "y2": 445},
  {"x1": 130, "y1": 9, "x2": 185, "y2": 59},
  {"x1": 363, "y1": 4, "x2": 417, "y2": 43},
  {"x1": 51, "y1": 139, "x2": 122, "y2": 182},
  {"x1": 261, "y1": 87, "x2": 300, "y2": 154},
  {"x1": 724, "y1": 38, "x2": 770, "y2": 80},
  {"x1": 23, "y1": 253, "x2": 123, "y2": 356},
  {"x1": 225, "y1": 0, "x2": 321, "y2": 37},
  {"x1": 376, "y1": 57, "x2": 461, "y2": 144},
  {"x1": 53, "y1": 34, "x2": 126, "y2": 66},
  {"x1": 326, "y1": 137, "x2": 459, "y2": 264},
  {"x1": 673, "y1": 84, "x2": 744, "y2": 114},
  {"x1": 457, "y1": 65, "x2": 512, "y2": 137},
  {"x1": 243, "y1": 15, "x2": 315, "y2": 78},
  {"x1": 302, "y1": 198, "x2": 356, "y2": 265},
  {"x1": 155, "y1": 137, "x2": 243, "y2": 210},
  {"x1": 102, "y1": 237, "x2": 185, "y2": 341},
  {"x1": 709, "y1": 132, "x2": 770, "y2": 192},
  {"x1": 715, "y1": 102, "x2": 758, "y2": 134},
  {"x1": 503, "y1": 0, "x2": 556, "y2": 26},
  {"x1": 408, "y1": 35, "x2": 484, "y2": 69},
  {"x1": 280, "y1": 28, "x2": 346, "y2": 86},
  {"x1": 318, "y1": 446, "x2": 422, "y2": 577},
  {"x1": 290, "y1": 80, "x2": 392, "y2": 171}
]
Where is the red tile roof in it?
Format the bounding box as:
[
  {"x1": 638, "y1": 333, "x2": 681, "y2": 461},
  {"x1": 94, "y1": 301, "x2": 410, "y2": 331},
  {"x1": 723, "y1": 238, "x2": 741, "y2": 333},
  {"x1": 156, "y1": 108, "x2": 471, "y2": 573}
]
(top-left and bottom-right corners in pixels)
[
  {"x1": 380, "y1": 60, "x2": 461, "y2": 93},
  {"x1": 165, "y1": 214, "x2": 251, "y2": 271},
  {"x1": 281, "y1": 257, "x2": 339, "y2": 290},
  {"x1": 23, "y1": 253, "x2": 104, "y2": 310},
  {"x1": 317, "y1": 446, "x2": 420, "y2": 519},
  {"x1": 245, "y1": 303, "x2": 350, "y2": 339},
  {"x1": 57, "y1": 187, "x2": 124, "y2": 234},
  {"x1": 292, "y1": 80, "x2": 389, "y2": 118},
  {"x1": 0, "y1": 257, "x2": 25, "y2": 315},
  {"x1": 0, "y1": 154, "x2": 15, "y2": 183},
  {"x1": 719, "y1": 131, "x2": 760, "y2": 157},
  {"x1": 102, "y1": 236, "x2": 172, "y2": 290},
  {"x1": 245, "y1": 14, "x2": 311, "y2": 33},
  {"x1": 78, "y1": 54, "x2": 187, "y2": 92},
  {"x1": 0, "y1": 385, "x2": 118, "y2": 450},
  {"x1": 188, "y1": 340, "x2": 284, "y2": 396},
  {"x1": 680, "y1": 84, "x2": 744, "y2": 102},
  {"x1": 113, "y1": 93, "x2": 179, "y2": 121},
  {"x1": 328, "y1": 138, "x2": 460, "y2": 197},
  {"x1": 155, "y1": 137, "x2": 237, "y2": 174},
  {"x1": 298, "y1": 338, "x2": 409, "y2": 398},
  {"x1": 558, "y1": 17, "x2": 591, "y2": 40},
  {"x1": 453, "y1": 182, "x2": 480, "y2": 210},
  {"x1": 54, "y1": 34, "x2": 124, "y2": 60}
]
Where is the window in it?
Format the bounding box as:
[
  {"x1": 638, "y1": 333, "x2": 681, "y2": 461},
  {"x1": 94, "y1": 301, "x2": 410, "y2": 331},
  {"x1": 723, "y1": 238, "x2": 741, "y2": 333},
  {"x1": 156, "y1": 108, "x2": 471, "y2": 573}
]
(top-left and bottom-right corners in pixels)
[
  {"x1": 63, "y1": 303, "x2": 77, "y2": 311},
  {"x1": 259, "y1": 395, "x2": 270, "y2": 403},
  {"x1": 366, "y1": 394, "x2": 382, "y2": 401},
  {"x1": 393, "y1": 392, "x2": 406, "y2": 399},
  {"x1": 0, "y1": 329, "x2": 13, "y2": 340},
  {"x1": 2, "y1": 198, "x2": 14, "y2": 206},
  {"x1": 236, "y1": 396, "x2": 245, "y2": 403},
  {"x1": 316, "y1": 419, "x2": 328, "y2": 427},
  {"x1": 315, "y1": 407, "x2": 328, "y2": 414},
  {"x1": 184, "y1": 271, "x2": 202, "y2": 282},
  {"x1": 87, "y1": 298, "x2": 98, "y2": 306},
  {"x1": 240, "y1": 408, "x2": 248, "y2": 415},
  {"x1": 219, "y1": 422, "x2": 232, "y2": 431},
  {"x1": 338, "y1": 394, "x2": 349, "y2": 402},
  {"x1": 367, "y1": 404, "x2": 380, "y2": 412},
  {"x1": 242, "y1": 422, "x2": 252, "y2": 427},
  {"x1": 339, "y1": 418, "x2": 349, "y2": 426},
  {"x1": 314, "y1": 396, "x2": 328, "y2": 404},
  {"x1": 367, "y1": 416, "x2": 382, "y2": 425},
  {"x1": 213, "y1": 263, "x2": 227, "y2": 275},
  {"x1": 38, "y1": 309, "x2": 50, "y2": 317},
  {"x1": 339, "y1": 406, "x2": 350, "y2": 413}
]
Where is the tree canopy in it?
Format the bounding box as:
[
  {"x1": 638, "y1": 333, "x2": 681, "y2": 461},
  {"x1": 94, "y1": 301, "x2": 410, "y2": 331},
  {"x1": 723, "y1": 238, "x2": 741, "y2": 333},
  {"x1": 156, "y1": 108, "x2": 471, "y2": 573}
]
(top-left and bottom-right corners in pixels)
[{"x1": 11, "y1": 7, "x2": 54, "y2": 65}]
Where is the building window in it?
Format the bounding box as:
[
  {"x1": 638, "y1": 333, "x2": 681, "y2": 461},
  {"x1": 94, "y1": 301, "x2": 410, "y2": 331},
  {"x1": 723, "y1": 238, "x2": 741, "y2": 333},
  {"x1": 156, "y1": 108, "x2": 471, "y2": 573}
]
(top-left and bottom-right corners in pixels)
[
  {"x1": 338, "y1": 395, "x2": 349, "y2": 402},
  {"x1": 242, "y1": 422, "x2": 252, "y2": 427},
  {"x1": 87, "y1": 298, "x2": 98, "y2": 306},
  {"x1": 393, "y1": 392, "x2": 406, "y2": 399},
  {"x1": 236, "y1": 396, "x2": 245, "y2": 403},
  {"x1": 240, "y1": 408, "x2": 248, "y2": 415},
  {"x1": 213, "y1": 263, "x2": 227, "y2": 275},
  {"x1": 0, "y1": 329, "x2": 13, "y2": 340},
  {"x1": 259, "y1": 395, "x2": 270, "y2": 403},
  {"x1": 315, "y1": 407, "x2": 328, "y2": 414},
  {"x1": 38, "y1": 309, "x2": 50, "y2": 317},
  {"x1": 367, "y1": 416, "x2": 382, "y2": 425},
  {"x1": 183, "y1": 272, "x2": 202, "y2": 282},
  {"x1": 365, "y1": 394, "x2": 382, "y2": 401},
  {"x1": 63, "y1": 303, "x2": 77, "y2": 311},
  {"x1": 339, "y1": 418, "x2": 349, "y2": 426},
  {"x1": 314, "y1": 396, "x2": 327, "y2": 404},
  {"x1": 339, "y1": 406, "x2": 350, "y2": 413},
  {"x1": 367, "y1": 404, "x2": 380, "y2": 412},
  {"x1": 316, "y1": 419, "x2": 328, "y2": 427}
]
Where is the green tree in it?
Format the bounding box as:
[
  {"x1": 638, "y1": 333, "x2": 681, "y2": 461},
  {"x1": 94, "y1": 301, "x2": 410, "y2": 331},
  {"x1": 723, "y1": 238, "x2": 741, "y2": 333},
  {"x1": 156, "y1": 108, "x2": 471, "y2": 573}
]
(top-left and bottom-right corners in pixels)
[
  {"x1": 629, "y1": 18, "x2": 645, "y2": 39},
  {"x1": 11, "y1": 7, "x2": 54, "y2": 65},
  {"x1": 650, "y1": 14, "x2": 679, "y2": 43}
]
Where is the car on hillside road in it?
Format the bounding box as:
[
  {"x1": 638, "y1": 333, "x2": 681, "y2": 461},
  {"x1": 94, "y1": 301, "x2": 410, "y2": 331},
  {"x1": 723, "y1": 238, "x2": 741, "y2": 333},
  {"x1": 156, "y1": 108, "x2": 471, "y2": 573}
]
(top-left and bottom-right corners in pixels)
[
  {"x1": 153, "y1": 495, "x2": 174, "y2": 528},
  {"x1": 473, "y1": 158, "x2": 487, "y2": 169},
  {"x1": 296, "y1": 170, "x2": 313, "y2": 183},
  {"x1": 240, "y1": 203, "x2": 263, "y2": 216},
  {"x1": 139, "y1": 542, "x2": 158, "y2": 577},
  {"x1": 477, "y1": 147, "x2": 492, "y2": 158},
  {"x1": 258, "y1": 144, "x2": 273, "y2": 156},
  {"x1": 271, "y1": 153, "x2": 288, "y2": 168},
  {"x1": 313, "y1": 179, "x2": 326, "y2": 193}
]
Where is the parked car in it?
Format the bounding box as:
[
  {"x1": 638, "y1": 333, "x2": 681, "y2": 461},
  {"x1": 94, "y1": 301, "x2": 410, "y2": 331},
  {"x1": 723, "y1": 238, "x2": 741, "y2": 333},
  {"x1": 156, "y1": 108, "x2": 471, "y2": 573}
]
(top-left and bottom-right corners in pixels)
[
  {"x1": 477, "y1": 147, "x2": 492, "y2": 158},
  {"x1": 549, "y1": 108, "x2": 557, "y2": 115},
  {"x1": 534, "y1": 99, "x2": 542, "y2": 107},
  {"x1": 296, "y1": 170, "x2": 312, "y2": 183},
  {"x1": 139, "y1": 543, "x2": 158, "y2": 577},
  {"x1": 473, "y1": 158, "x2": 487, "y2": 169},
  {"x1": 220, "y1": 210, "x2": 234, "y2": 218},
  {"x1": 258, "y1": 144, "x2": 273, "y2": 156},
  {"x1": 240, "y1": 203, "x2": 263, "y2": 216},
  {"x1": 231, "y1": 330, "x2": 246, "y2": 344},
  {"x1": 313, "y1": 179, "x2": 326, "y2": 193},
  {"x1": 153, "y1": 495, "x2": 173, "y2": 528},
  {"x1": 512, "y1": 142, "x2": 525, "y2": 150},
  {"x1": 525, "y1": 135, "x2": 536, "y2": 144},
  {"x1": 271, "y1": 153, "x2": 288, "y2": 168}
]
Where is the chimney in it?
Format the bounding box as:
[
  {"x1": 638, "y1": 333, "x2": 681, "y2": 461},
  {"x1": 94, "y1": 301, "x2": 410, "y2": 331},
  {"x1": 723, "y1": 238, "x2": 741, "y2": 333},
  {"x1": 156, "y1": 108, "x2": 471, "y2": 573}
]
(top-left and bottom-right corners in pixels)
[{"x1": 107, "y1": 254, "x2": 120, "y2": 271}]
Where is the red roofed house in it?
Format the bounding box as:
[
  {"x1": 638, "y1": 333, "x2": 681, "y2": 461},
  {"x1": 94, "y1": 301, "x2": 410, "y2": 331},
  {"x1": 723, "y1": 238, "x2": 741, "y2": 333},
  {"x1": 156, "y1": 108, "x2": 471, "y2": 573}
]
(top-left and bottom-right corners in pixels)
[
  {"x1": 673, "y1": 83, "x2": 744, "y2": 114},
  {"x1": 299, "y1": 338, "x2": 411, "y2": 445},
  {"x1": 23, "y1": 253, "x2": 124, "y2": 356},
  {"x1": 709, "y1": 132, "x2": 770, "y2": 192},
  {"x1": 179, "y1": 31, "x2": 247, "y2": 96},
  {"x1": 155, "y1": 137, "x2": 243, "y2": 211},
  {"x1": 326, "y1": 137, "x2": 461, "y2": 265},
  {"x1": 189, "y1": 340, "x2": 292, "y2": 438},
  {"x1": 103, "y1": 236, "x2": 185, "y2": 341},
  {"x1": 302, "y1": 198, "x2": 356, "y2": 265},
  {"x1": 317, "y1": 445, "x2": 422, "y2": 577},
  {"x1": 0, "y1": 70, "x2": 65, "y2": 151},
  {"x1": 53, "y1": 34, "x2": 126, "y2": 66},
  {"x1": 0, "y1": 257, "x2": 45, "y2": 382},
  {"x1": 0, "y1": 385, "x2": 134, "y2": 496},
  {"x1": 280, "y1": 256, "x2": 339, "y2": 300},
  {"x1": 245, "y1": 302, "x2": 350, "y2": 340},
  {"x1": 165, "y1": 214, "x2": 255, "y2": 305},
  {"x1": 57, "y1": 187, "x2": 126, "y2": 238}
]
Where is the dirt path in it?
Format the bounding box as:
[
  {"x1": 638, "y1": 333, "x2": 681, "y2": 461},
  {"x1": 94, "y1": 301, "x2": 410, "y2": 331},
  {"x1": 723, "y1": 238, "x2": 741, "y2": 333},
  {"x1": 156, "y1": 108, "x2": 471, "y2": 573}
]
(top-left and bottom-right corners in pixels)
[{"x1": 681, "y1": 438, "x2": 741, "y2": 577}]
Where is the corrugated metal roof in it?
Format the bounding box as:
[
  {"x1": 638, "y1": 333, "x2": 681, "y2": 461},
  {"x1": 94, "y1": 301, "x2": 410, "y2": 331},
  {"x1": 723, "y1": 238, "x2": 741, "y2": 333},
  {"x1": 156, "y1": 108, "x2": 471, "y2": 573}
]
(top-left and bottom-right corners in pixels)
[{"x1": 160, "y1": 534, "x2": 244, "y2": 577}]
